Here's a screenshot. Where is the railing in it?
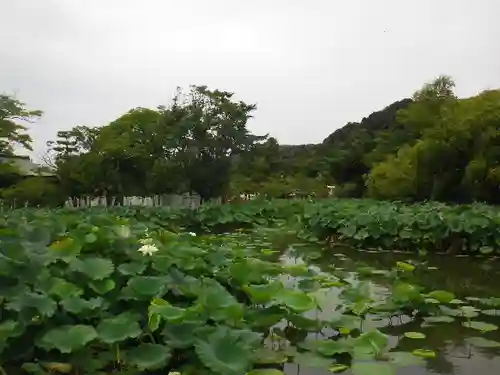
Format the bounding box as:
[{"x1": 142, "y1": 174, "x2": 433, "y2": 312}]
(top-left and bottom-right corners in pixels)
[{"x1": 65, "y1": 194, "x2": 208, "y2": 209}]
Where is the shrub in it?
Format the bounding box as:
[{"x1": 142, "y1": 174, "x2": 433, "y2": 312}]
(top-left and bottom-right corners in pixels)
[{"x1": 0, "y1": 177, "x2": 66, "y2": 207}]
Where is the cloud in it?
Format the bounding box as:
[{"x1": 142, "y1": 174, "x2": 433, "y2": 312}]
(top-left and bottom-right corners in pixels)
[{"x1": 1, "y1": 0, "x2": 499, "y2": 160}]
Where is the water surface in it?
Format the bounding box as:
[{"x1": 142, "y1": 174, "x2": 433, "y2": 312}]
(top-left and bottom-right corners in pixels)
[{"x1": 243, "y1": 227, "x2": 500, "y2": 375}]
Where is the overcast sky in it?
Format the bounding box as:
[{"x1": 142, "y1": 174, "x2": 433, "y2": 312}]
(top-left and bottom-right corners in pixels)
[{"x1": 1, "y1": 0, "x2": 499, "y2": 160}]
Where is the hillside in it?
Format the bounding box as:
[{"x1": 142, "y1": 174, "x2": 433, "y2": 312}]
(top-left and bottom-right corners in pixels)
[{"x1": 237, "y1": 76, "x2": 500, "y2": 204}]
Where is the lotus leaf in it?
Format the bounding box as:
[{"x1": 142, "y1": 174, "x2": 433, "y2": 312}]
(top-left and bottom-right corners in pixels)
[
  {"x1": 273, "y1": 289, "x2": 317, "y2": 313},
  {"x1": 194, "y1": 329, "x2": 253, "y2": 375},
  {"x1": 97, "y1": 314, "x2": 142, "y2": 343},
  {"x1": 69, "y1": 257, "x2": 114, "y2": 280},
  {"x1": 126, "y1": 343, "x2": 171, "y2": 370},
  {"x1": 462, "y1": 321, "x2": 499, "y2": 332},
  {"x1": 37, "y1": 325, "x2": 97, "y2": 353},
  {"x1": 404, "y1": 332, "x2": 426, "y2": 339}
]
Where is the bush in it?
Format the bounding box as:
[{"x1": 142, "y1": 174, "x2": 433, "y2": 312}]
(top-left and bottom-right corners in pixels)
[{"x1": 0, "y1": 177, "x2": 66, "y2": 207}]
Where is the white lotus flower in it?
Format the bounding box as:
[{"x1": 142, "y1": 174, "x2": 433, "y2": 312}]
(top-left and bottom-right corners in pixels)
[{"x1": 138, "y1": 244, "x2": 158, "y2": 256}]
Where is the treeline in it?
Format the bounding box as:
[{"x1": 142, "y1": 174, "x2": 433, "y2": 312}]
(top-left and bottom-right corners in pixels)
[
  {"x1": 320, "y1": 76, "x2": 500, "y2": 203},
  {"x1": 1, "y1": 76, "x2": 500, "y2": 206},
  {"x1": 235, "y1": 75, "x2": 500, "y2": 204}
]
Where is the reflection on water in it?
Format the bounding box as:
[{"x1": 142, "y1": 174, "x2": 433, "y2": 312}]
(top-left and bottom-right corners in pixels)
[{"x1": 247, "y1": 228, "x2": 500, "y2": 375}]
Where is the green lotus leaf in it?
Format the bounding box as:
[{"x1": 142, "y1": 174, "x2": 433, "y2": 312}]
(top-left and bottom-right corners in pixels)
[
  {"x1": 245, "y1": 306, "x2": 286, "y2": 329},
  {"x1": 47, "y1": 278, "x2": 83, "y2": 299},
  {"x1": 37, "y1": 325, "x2": 97, "y2": 353},
  {"x1": 244, "y1": 282, "x2": 284, "y2": 304},
  {"x1": 353, "y1": 329, "x2": 389, "y2": 358},
  {"x1": 273, "y1": 289, "x2": 316, "y2": 313},
  {"x1": 316, "y1": 339, "x2": 352, "y2": 356},
  {"x1": 6, "y1": 292, "x2": 57, "y2": 317},
  {"x1": 404, "y1": 332, "x2": 426, "y2": 339},
  {"x1": 118, "y1": 262, "x2": 146, "y2": 275},
  {"x1": 122, "y1": 276, "x2": 166, "y2": 299},
  {"x1": 330, "y1": 314, "x2": 363, "y2": 331},
  {"x1": 480, "y1": 297, "x2": 500, "y2": 307},
  {"x1": 148, "y1": 313, "x2": 161, "y2": 332},
  {"x1": 69, "y1": 257, "x2": 114, "y2": 280},
  {"x1": 427, "y1": 290, "x2": 455, "y2": 304},
  {"x1": 0, "y1": 320, "x2": 24, "y2": 341},
  {"x1": 396, "y1": 261, "x2": 415, "y2": 272},
  {"x1": 293, "y1": 350, "x2": 335, "y2": 368},
  {"x1": 126, "y1": 343, "x2": 171, "y2": 370},
  {"x1": 84, "y1": 233, "x2": 98, "y2": 244},
  {"x1": 459, "y1": 306, "x2": 480, "y2": 318},
  {"x1": 392, "y1": 283, "x2": 422, "y2": 304},
  {"x1": 149, "y1": 298, "x2": 187, "y2": 322},
  {"x1": 49, "y1": 237, "x2": 83, "y2": 260},
  {"x1": 162, "y1": 322, "x2": 202, "y2": 348},
  {"x1": 465, "y1": 337, "x2": 500, "y2": 348},
  {"x1": 411, "y1": 349, "x2": 436, "y2": 358},
  {"x1": 329, "y1": 364, "x2": 349, "y2": 373},
  {"x1": 439, "y1": 306, "x2": 463, "y2": 317},
  {"x1": 351, "y1": 300, "x2": 372, "y2": 316},
  {"x1": 481, "y1": 309, "x2": 498, "y2": 316},
  {"x1": 197, "y1": 278, "x2": 242, "y2": 320},
  {"x1": 462, "y1": 321, "x2": 498, "y2": 332},
  {"x1": 194, "y1": 329, "x2": 253, "y2": 375},
  {"x1": 198, "y1": 278, "x2": 238, "y2": 310},
  {"x1": 60, "y1": 296, "x2": 104, "y2": 314},
  {"x1": 89, "y1": 279, "x2": 116, "y2": 294},
  {"x1": 351, "y1": 362, "x2": 395, "y2": 375},
  {"x1": 97, "y1": 313, "x2": 142, "y2": 343}
]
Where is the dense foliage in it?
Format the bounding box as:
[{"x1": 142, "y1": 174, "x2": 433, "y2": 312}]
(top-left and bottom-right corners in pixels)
[
  {"x1": 1, "y1": 204, "x2": 500, "y2": 375},
  {"x1": 301, "y1": 199, "x2": 500, "y2": 255},
  {"x1": 3, "y1": 75, "x2": 500, "y2": 205}
]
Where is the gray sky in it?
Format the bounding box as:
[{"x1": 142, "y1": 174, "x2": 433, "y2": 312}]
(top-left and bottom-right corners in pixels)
[{"x1": 1, "y1": 0, "x2": 499, "y2": 160}]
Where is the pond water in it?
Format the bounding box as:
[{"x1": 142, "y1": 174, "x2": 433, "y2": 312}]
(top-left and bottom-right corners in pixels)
[{"x1": 243, "y1": 227, "x2": 500, "y2": 375}]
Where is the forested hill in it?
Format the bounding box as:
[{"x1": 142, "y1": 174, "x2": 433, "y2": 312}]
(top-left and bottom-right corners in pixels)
[
  {"x1": 321, "y1": 98, "x2": 413, "y2": 146},
  {"x1": 236, "y1": 76, "x2": 500, "y2": 204},
  {"x1": 258, "y1": 98, "x2": 415, "y2": 197}
]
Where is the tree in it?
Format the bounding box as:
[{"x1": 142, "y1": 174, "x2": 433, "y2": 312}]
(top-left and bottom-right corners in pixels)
[
  {"x1": 46, "y1": 125, "x2": 100, "y2": 164},
  {"x1": 46, "y1": 85, "x2": 265, "y2": 202},
  {"x1": 366, "y1": 88, "x2": 500, "y2": 203},
  {"x1": 0, "y1": 93, "x2": 42, "y2": 155},
  {"x1": 161, "y1": 85, "x2": 265, "y2": 200}
]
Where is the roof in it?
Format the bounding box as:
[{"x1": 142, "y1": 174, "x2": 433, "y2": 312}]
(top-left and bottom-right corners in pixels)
[{"x1": 0, "y1": 155, "x2": 55, "y2": 177}]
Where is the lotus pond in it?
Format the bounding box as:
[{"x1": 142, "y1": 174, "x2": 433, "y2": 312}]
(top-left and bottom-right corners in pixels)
[{"x1": 1, "y1": 204, "x2": 500, "y2": 375}]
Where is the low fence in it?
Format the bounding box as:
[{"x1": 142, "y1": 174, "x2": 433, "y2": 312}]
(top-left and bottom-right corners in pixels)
[{"x1": 65, "y1": 194, "x2": 211, "y2": 209}]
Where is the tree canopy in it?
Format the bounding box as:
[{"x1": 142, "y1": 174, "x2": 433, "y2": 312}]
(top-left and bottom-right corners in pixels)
[{"x1": 3, "y1": 76, "x2": 500, "y2": 206}]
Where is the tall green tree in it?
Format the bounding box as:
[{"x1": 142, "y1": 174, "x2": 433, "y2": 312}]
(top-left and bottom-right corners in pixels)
[
  {"x1": 0, "y1": 93, "x2": 42, "y2": 155},
  {"x1": 162, "y1": 85, "x2": 265, "y2": 199},
  {"x1": 366, "y1": 88, "x2": 500, "y2": 203}
]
